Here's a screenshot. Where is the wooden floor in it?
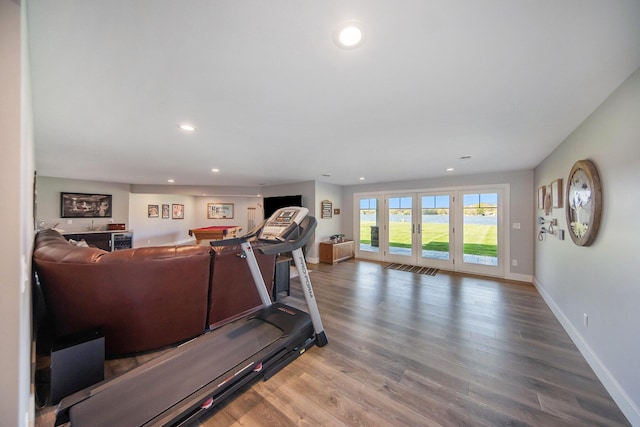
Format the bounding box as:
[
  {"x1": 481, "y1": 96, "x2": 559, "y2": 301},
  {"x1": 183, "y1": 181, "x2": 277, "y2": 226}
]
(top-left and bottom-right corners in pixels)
[{"x1": 36, "y1": 260, "x2": 629, "y2": 426}]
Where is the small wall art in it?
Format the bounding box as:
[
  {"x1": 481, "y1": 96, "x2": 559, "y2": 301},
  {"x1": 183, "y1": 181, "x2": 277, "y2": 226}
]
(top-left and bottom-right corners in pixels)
[
  {"x1": 321, "y1": 200, "x2": 332, "y2": 218},
  {"x1": 550, "y1": 179, "x2": 563, "y2": 208},
  {"x1": 162, "y1": 204, "x2": 170, "y2": 219},
  {"x1": 208, "y1": 203, "x2": 234, "y2": 219},
  {"x1": 148, "y1": 204, "x2": 159, "y2": 218},
  {"x1": 537, "y1": 186, "x2": 546, "y2": 210},
  {"x1": 172, "y1": 204, "x2": 184, "y2": 219}
]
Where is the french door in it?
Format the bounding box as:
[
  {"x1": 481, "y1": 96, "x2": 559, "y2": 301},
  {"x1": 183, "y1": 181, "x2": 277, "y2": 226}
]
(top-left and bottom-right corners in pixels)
[{"x1": 355, "y1": 186, "x2": 506, "y2": 277}]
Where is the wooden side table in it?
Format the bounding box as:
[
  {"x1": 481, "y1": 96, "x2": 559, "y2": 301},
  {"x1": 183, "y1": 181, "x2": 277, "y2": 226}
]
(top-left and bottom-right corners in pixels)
[{"x1": 319, "y1": 240, "x2": 354, "y2": 264}]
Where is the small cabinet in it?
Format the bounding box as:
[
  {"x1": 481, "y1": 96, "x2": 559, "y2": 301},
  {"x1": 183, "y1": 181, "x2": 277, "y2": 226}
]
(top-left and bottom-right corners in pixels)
[
  {"x1": 62, "y1": 231, "x2": 133, "y2": 252},
  {"x1": 63, "y1": 232, "x2": 112, "y2": 251},
  {"x1": 319, "y1": 240, "x2": 354, "y2": 264}
]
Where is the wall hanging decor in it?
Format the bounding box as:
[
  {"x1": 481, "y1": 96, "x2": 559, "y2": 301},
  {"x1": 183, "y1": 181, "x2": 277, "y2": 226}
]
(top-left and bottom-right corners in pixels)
[
  {"x1": 321, "y1": 200, "x2": 332, "y2": 218},
  {"x1": 550, "y1": 178, "x2": 563, "y2": 208},
  {"x1": 172, "y1": 204, "x2": 184, "y2": 219},
  {"x1": 148, "y1": 204, "x2": 159, "y2": 218},
  {"x1": 208, "y1": 203, "x2": 234, "y2": 219},
  {"x1": 566, "y1": 159, "x2": 602, "y2": 246},
  {"x1": 537, "y1": 186, "x2": 546, "y2": 210},
  {"x1": 61, "y1": 192, "x2": 112, "y2": 218}
]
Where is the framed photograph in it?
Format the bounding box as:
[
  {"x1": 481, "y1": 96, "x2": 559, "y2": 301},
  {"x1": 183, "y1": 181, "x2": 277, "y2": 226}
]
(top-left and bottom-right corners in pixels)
[
  {"x1": 172, "y1": 204, "x2": 184, "y2": 219},
  {"x1": 551, "y1": 178, "x2": 563, "y2": 208},
  {"x1": 162, "y1": 204, "x2": 170, "y2": 219},
  {"x1": 148, "y1": 204, "x2": 159, "y2": 218},
  {"x1": 537, "y1": 186, "x2": 546, "y2": 210},
  {"x1": 207, "y1": 203, "x2": 234, "y2": 219},
  {"x1": 61, "y1": 192, "x2": 112, "y2": 218}
]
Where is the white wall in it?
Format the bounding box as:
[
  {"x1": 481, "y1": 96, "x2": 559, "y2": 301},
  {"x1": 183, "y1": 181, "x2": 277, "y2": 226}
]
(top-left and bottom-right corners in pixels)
[
  {"x1": 1, "y1": 0, "x2": 32, "y2": 424},
  {"x1": 128, "y1": 193, "x2": 197, "y2": 246},
  {"x1": 36, "y1": 176, "x2": 131, "y2": 232},
  {"x1": 315, "y1": 181, "x2": 345, "y2": 241},
  {"x1": 127, "y1": 194, "x2": 260, "y2": 246},
  {"x1": 534, "y1": 67, "x2": 640, "y2": 425},
  {"x1": 262, "y1": 181, "x2": 319, "y2": 261},
  {"x1": 193, "y1": 196, "x2": 261, "y2": 232},
  {"x1": 341, "y1": 169, "x2": 535, "y2": 278}
]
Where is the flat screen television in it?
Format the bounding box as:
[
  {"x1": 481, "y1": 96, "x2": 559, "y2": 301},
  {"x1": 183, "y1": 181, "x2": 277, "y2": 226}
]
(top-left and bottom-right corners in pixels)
[{"x1": 264, "y1": 195, "x2": 303, "y2": 219}]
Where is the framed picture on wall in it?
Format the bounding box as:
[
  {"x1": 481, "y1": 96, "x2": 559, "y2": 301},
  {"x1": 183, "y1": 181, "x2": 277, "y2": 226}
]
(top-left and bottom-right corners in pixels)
[
  {"x1": 550, "y1": 179, "x2": 563, "y2": 208},
  {"x1": 162, "y1": 204, "x2": 170, "y2": 219},
  {"x1": 61, "y1": 192, "x2": 112, "y2": 218},
  {"x1": 207, "y1": 203, "x2": 234, "y2": 219},
  {"x1": 537, "y1": 186, "x2": 546, "y2": 210},
  {"x1": 148, "y1": 204, "x2": 159, "y2": 218},
  {"x1": 172, "y1": 204, "x2": 184, "y2": 219}
]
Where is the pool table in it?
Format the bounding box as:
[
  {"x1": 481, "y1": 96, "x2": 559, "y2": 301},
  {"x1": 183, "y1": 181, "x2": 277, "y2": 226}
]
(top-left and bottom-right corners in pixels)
[{"x1": 188, "y1": 225, "x2": 243, "y2": 244}]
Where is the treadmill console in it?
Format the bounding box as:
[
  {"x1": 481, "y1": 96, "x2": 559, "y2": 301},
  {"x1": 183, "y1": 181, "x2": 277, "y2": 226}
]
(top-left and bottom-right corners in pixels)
[{"x1": 259, "y1": 206, "x2": 309, "y2": 242}]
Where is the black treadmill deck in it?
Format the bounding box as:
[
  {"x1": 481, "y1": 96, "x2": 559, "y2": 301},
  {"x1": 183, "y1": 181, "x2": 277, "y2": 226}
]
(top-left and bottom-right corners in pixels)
[{"x1": 57, "y1": 303, "x2": 315, "y2": 426}]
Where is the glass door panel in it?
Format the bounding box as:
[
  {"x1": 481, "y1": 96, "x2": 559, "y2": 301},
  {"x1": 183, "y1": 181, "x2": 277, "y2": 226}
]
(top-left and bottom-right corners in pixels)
[
  {"x1": 419, "y1": 193, "x2": 454, "y2": 269},
  {"x1": 386, "y1": 195, "x2": 414, "y2": 262},
  {"x1": 358, "y1": 197, "x2": 380, "y2": 256},
  {"x1": 457, "y1": 191, "x2": 502, "y2": 276}
]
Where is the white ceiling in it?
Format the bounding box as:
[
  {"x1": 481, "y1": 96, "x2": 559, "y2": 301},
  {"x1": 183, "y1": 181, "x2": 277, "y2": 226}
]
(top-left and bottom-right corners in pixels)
[{"x1": 27, "y1": 1, "x2": 640, "y2": 190}]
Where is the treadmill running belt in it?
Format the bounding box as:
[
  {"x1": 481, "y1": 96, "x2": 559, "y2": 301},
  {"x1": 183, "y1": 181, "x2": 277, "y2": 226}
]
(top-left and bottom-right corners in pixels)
[{"x1": 69, "y1": 319, "x2": 283, "y2": 426}]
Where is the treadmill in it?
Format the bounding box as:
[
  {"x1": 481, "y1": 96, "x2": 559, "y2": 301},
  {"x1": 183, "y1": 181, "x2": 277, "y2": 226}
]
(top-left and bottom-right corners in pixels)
[{"x1": 55, "y1": 206, "x2": 327, "y2": 426}]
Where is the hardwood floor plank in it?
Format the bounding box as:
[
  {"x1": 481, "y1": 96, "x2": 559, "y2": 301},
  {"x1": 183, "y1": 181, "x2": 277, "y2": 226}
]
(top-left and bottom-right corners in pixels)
[{"x1": 35, "y1": 260, "x2": 629, "y2": 426}]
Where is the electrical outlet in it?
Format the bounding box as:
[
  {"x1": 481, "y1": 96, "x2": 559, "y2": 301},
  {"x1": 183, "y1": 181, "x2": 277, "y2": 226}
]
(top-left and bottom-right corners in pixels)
[
  {"x1": 512, "y1": 222, "x2": 521, "y2": 229},
  {"x1": 511, "y1": 259, "x2": 518, "y2": 266},
  {"x1": 67, "y1": 219, "x2": 72, "y2": 225},
  {"x1": 584, "y1": 313, "x2": 589, "y2": 328}
]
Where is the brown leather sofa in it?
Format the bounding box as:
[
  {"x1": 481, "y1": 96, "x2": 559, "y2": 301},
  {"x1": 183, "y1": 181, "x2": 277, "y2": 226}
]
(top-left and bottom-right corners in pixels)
[
  {"x1": 33, "y1": 229, "x2": 275, "y2": 356},
  {"x1": 208, "y1": 242, "x2": 275, "y2": 329}
]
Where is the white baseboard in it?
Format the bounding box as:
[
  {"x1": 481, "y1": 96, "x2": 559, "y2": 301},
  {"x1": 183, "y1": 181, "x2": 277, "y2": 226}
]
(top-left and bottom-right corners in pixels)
[
  {"x1": 505, "y1": 272, "x2": 532, "y2": 283},
  {"x1": 533, "y1": 277, "x2": 639, "y2": 426}
]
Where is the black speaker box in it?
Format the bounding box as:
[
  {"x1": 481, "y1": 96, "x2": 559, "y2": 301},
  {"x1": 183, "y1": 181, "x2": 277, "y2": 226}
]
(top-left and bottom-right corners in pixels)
[{"x1": 50, "y1": 329, "x2": 105, "y2": 404}]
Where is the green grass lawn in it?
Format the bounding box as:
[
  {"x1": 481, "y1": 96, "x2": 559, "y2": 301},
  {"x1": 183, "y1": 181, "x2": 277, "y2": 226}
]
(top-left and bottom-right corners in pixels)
[{"x1": 360, "y1": 221, "x2": 497, "y2": 256}]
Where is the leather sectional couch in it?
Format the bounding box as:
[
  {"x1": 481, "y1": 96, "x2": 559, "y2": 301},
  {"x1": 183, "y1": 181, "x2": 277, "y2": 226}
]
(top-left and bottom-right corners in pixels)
[{"x1": 33, "y1": 229, "x2": 275, "y2": 356}]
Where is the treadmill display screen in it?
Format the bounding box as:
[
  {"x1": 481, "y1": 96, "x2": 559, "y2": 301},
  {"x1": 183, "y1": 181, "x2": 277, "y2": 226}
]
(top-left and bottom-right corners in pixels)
[{"x1": 273, "y1": 209, "x2": 295, "y2": 224}]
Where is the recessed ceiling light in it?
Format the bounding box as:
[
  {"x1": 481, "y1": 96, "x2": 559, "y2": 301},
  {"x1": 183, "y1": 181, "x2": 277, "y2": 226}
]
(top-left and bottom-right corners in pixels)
[
  {"x1": 167, "y1": 179, "x2": 175, "y2": 183},
  {"x1": 334, "y1": 21, "x2": 366, "y2": 49},
  {"x1": 211, "y1": 168, "x2": 220, "y2": 173},
  {"x1": 446, "y1": 168, "x2": 454, "y2": 172},
  {"x1": 178, "y1": 124, "x2": 196, "y2": 132},
  {"x1": 359, "y1": 177, "x2": 366, "y2": 181}
]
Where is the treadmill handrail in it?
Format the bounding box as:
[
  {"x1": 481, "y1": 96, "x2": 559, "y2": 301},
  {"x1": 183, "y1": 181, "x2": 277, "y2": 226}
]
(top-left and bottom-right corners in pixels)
[{"x1": 258, "y1": 216, "x2": 317, "y2": 255}]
